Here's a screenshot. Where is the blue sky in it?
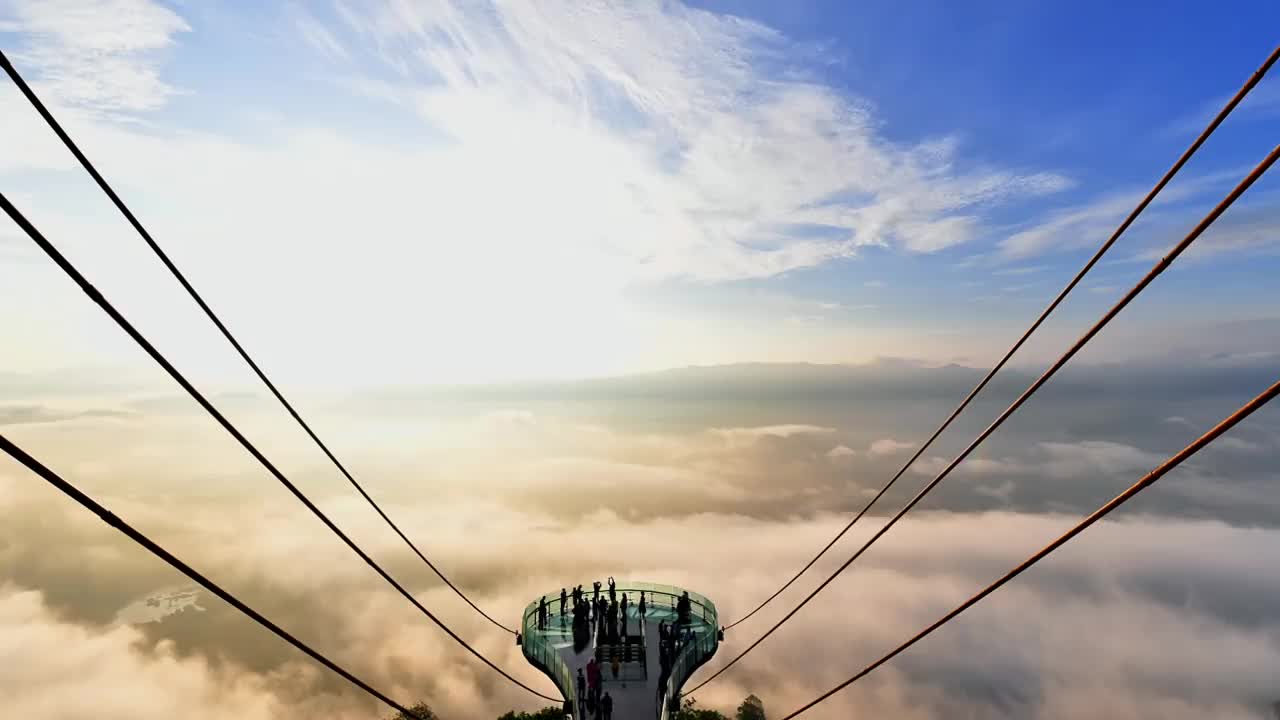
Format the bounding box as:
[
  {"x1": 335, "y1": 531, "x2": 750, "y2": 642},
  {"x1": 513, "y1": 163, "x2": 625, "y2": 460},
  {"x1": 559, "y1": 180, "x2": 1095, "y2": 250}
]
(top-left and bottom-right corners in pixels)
[{"x1": 1, "y1": 0, "x2": 1278, "y2": 386}]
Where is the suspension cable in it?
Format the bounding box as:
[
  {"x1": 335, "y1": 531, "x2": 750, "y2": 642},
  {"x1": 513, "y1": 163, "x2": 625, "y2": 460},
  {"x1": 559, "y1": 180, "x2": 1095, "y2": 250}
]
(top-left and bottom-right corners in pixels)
[
  {"x1": 722, "y1": 44, "x2": 1279, "y2": 633},
  {"x1": 686, "y1": 145, "x2": 1279, "y2": 694},
  {"x1": 775, "y1": 376, "x2": 1280, "y2": 719},
  {"x1": 0, "y1": 48, "x2": 517, "y2": 637},
  {"x1": 0, "y1": 433, "x2": 431, "y2": 720},
  {"x1": 0, "y1": 192, "x2": 559, "y2": 703}
]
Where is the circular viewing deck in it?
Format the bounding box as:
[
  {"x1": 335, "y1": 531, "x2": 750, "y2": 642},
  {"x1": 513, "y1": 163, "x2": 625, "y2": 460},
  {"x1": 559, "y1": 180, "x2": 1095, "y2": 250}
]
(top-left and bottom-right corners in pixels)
[{"x1": 520, "y1": 581, "x2": 719, "y2": 720}]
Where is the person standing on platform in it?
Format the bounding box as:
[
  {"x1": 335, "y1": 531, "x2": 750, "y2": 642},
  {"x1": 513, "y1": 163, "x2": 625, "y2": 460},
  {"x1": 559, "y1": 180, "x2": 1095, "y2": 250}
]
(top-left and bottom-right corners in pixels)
[
  {"x1": 538, "y1": 596, "x2": 547, "y2": 630},
  {"x1": 602, "y1": 691, "x2": 613, "y2": 720},
  {"x1": 576, "y1": 668, "x2": 586, "y2": 709},
  {"x1": 587, "y1": 658, "x2": 600, "y2": 706},
  {"x1": 638, "y1": 591, "x2": 647, "y2": 620},
  {"x1": 608, "y1": 577, "x2": 616, "y2": 604},
  {"x1": 561, "y1": 588, "x2": 568, "y2": 618}
]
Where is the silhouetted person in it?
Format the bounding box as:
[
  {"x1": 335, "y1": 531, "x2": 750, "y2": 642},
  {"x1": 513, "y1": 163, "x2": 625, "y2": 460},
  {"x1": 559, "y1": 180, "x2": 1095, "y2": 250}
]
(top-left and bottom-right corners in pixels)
[
  {"x1": 576, "y1": 668, "x2": 586, "y2": 705},
  {"x1": 621, "y1": 593, "x2": 629, "y2": 623},
  {"x1": 677, "y1": 590, "x2": 691, "y2": 624},
  {"x1": 587, "y1": 658, "x2": 600, "y2": 707},
  {"x1": 561, "y1": 588, "x2": 568, "y2": 617},
  {"x1": 572, "y1": 600, "x2": 591, "y2": 652},
  {"x1": 593, "y1": 580, "x2": 601, "y2": 606},
  {"x1": 608, "y1": 576, "x2": 616, "y2": 603},
  {"x1": 602, "y1": 692, "x2": 613, "y2": 720},
  {"x1": 538, "y1": 596, "x2": 548, "y2": 630},
  {"x1": 638, "y1": 591, "x2": 646, "y2": 619}
]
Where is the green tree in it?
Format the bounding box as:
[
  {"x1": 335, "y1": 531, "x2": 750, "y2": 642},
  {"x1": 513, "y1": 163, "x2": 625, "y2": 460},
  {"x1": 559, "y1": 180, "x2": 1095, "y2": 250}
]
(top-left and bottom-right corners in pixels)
[
  {"x1": 387, "y1": 702, "x2": 438, "y2": 720},
  {"x1": 673, "y1": 698, "x2": 729, "y2": 720},
  {"x1": 735, "y1": 695, "x2": 766, "y2": 720},
  {"x1": 496, "y1": 706, "x2": 565, "y2": 720}
]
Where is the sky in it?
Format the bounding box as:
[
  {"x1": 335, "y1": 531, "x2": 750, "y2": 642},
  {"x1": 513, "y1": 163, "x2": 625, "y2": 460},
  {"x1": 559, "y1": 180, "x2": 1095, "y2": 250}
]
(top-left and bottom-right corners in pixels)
[
  {"x1": 1, "y1": 0, "x2": 1279, "y2": 387},
  {"x1": 3, "y1": 2, "x2": 1280, "y2": 720}
]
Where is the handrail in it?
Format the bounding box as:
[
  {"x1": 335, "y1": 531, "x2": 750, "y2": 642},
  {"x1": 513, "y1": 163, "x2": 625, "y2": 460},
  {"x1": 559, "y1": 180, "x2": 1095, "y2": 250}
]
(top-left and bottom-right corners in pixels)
[
  {"x1": 523, "y1": 582, "x2": 719, "y2": 628},
  {"x1": 520, "y1": 597, "x2": 575, "y2": 711},
  {"x1": 656, "y1": 617, "x2": 719, "y2": 720}
]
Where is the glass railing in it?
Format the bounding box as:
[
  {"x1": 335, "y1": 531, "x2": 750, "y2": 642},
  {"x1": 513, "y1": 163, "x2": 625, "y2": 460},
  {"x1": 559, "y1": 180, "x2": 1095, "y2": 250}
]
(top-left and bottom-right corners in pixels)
[
  {"x1": 520, "y1": 597, "x2": 575, "y2": 712},
  {"x1": 656, "y1": 609, "x2": 719, "y2": 720},
  {"x1": 522, "y1": 581, "x2": 717, "y2": 629}
]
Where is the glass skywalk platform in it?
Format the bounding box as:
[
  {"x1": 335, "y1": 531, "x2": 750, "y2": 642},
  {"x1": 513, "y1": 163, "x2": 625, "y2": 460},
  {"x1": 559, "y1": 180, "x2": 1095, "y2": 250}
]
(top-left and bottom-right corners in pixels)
[{"x1": 520, "y1": 581, "x2": 719, "y2": 720}]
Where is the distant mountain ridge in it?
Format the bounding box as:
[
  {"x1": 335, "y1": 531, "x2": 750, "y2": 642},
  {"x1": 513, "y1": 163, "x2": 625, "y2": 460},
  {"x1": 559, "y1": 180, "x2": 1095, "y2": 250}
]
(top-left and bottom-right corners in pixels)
[{"x1": 326, "y1": 351, "x2": 1280, "y2": 431}]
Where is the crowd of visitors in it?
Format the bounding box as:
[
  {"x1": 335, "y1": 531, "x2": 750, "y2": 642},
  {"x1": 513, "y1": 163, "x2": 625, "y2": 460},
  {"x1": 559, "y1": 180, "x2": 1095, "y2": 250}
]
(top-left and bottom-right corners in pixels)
[{"x1": 537, "y1": 577, "x2": 657, "y2": 646}]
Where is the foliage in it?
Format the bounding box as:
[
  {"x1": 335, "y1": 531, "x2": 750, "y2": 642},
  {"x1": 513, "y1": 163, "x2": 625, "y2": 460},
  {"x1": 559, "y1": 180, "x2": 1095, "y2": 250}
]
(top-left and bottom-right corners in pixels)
[
  {"x1": 388, "y1": 702, "x2": 439, "y2": 720},
  {"x1": 496, "y1": 706, "x2": 566, "y2": 720},
  {"x1": 736, "y1": 696, "x2": 766, "y2": 720},
  {"x1": 674, "y1": 698, "x2": 730, "y2": 720}
]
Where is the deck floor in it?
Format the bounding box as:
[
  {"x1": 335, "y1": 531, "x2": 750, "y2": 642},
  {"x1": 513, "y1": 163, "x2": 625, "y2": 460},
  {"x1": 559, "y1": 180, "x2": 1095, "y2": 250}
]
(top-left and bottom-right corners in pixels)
[{"x1": 538, "y1": 599, "x2": 715, "y2": 720}]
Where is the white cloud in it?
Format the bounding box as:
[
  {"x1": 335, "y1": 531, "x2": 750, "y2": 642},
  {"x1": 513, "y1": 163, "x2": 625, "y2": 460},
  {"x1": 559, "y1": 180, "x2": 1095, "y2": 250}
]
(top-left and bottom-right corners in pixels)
[
  {"x1": 909, "y1": 456, "x2": 947, "y2": 477},
  {"x1": 11, "y1": 508, "x2": 1280, "y2": 720},
  {"x1": 0, "y1": 0, "x2": 1081, "y2": 384},
  {"x1": 908, "y1": 455, "x2": 1024, "y2": 479},
  {"x1": 1001, "y1": 282, "x2": 1036, "y2": 294},
  {"x1": 4, "y1": 387, "x2": 1280, "y2": 718},
  {"x1": 0, "y1": 586, "x2": 287, "y2": 720},
  {"x1": 1039, "y1": 440, "x2": 1165, "y2": 479},
  {"x1": 993, "y1": 264, "x2": 1046, "y2": 276},
  {"x1": 329, "y1": 0, "x2": 1069, "y2": 278},
  {"x1": 995, "y1": 167, "x2": 1252, "y2": 261},
  {"x1": 966, "y1": 457, "x2": 1024, "y2": 476},
  {"x1": 1160, "y1": 80, "x2": 1280, "y2": 139},
  {"x1": 974, "y1": 479, "x2": 1016, "y2": 502},
  {"x1": 292, "y1": 5, "x2": 349, "y2": 62},
  {"x1": 1213, "y1": 436, "x2": 1261, "y2": 453},
  {"x1": 713, "y1": 424, "x2": 836, "y2": 443},
  {"x1": 998, "y1": 191, "x2": 1141, "y2": 260},
  {"x1": 826, "y1": 444, "x2": 857, "y2": 459},
  {"x1": 0, "y1": 0, "x2": 190, "y2": 114},
  {"x1": 1134, "y1": 202, "x2": 1280, "y2": 262},
  {"x1": 910, "y1": 440, "x2": 1166, "y2": 483},
  {"x1": 869, "y1": 438, "x2": 913, "y2": 456}
]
